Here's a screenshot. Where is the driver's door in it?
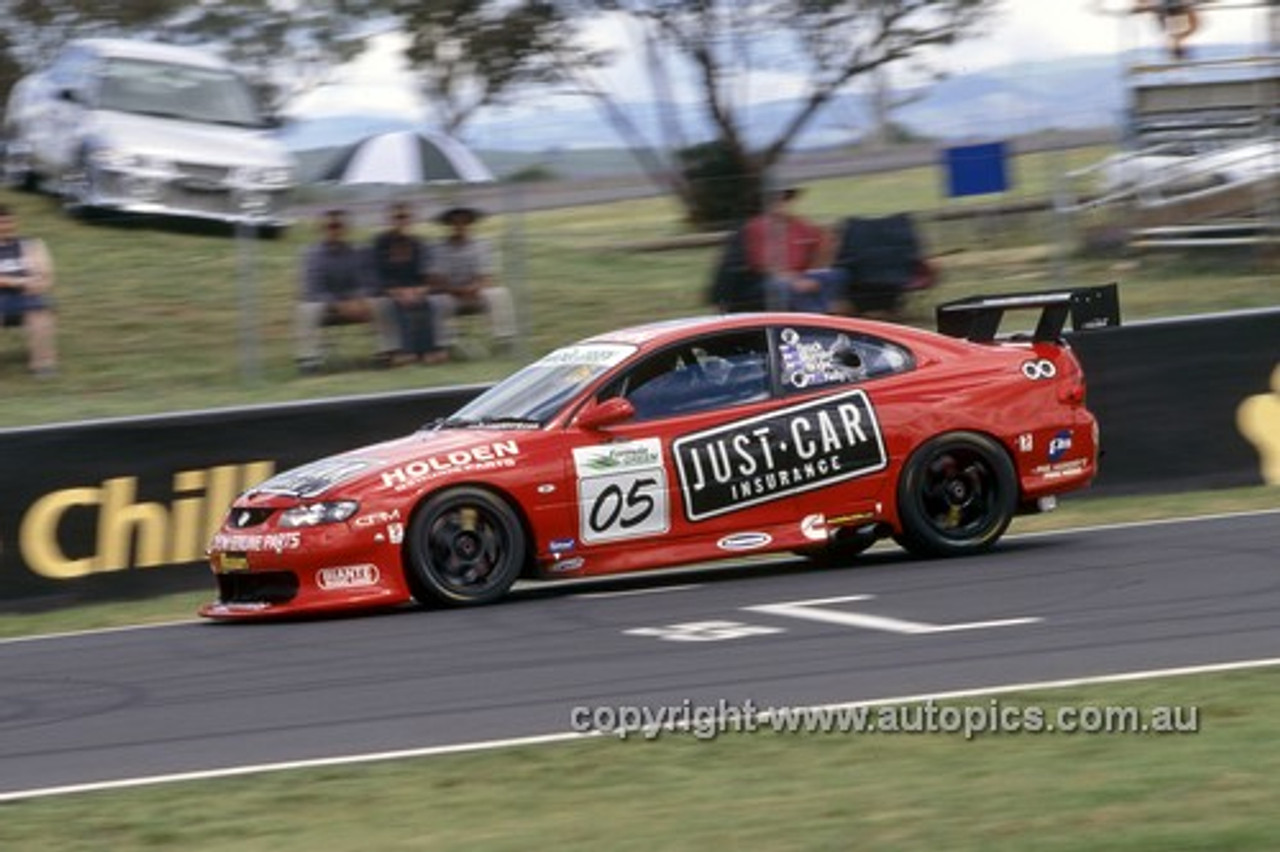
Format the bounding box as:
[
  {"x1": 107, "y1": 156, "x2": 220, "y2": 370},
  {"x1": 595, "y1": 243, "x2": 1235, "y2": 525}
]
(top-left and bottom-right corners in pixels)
[{"x1": 561, "y1": 329, "x2": 784, "y2": 565}]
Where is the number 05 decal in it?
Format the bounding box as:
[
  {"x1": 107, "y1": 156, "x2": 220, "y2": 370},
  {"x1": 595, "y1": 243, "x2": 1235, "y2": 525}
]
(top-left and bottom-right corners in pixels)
[{"x1": 573, "y1": 439, "x2": 671, "y2": 544}]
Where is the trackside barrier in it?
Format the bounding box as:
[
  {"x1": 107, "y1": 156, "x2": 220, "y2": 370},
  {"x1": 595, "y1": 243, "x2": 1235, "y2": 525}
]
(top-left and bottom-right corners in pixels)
[
  {"x1": 1067, "y1": 307, "x2": 1279, "y2": 495},
  {"x1": 0, "y1": 386, "x2": 485, "y2": 607},
  {"x1": 1, "y1": 309, "x2": 1276, "y2": 607}
]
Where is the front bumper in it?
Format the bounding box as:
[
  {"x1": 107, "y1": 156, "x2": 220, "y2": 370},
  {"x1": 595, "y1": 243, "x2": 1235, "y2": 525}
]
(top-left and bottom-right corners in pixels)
[
  {"x1": 85, "y1": 168, "x2": 293, "y2": 227},
  {"x1": 200, "y1": 526, "x2": 414, "y2": 620}
]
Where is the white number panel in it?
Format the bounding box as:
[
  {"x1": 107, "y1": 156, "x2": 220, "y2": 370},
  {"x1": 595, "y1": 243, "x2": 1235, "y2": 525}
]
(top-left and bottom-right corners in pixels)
[{"x1": 573, "y1": 439, "x2": 671, "y2": 544}]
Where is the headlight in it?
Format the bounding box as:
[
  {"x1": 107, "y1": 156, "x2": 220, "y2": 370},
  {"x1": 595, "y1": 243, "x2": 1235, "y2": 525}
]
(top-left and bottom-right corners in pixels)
[{"x1": 278, "y1": 500, "x2": 359, "y2": 528}]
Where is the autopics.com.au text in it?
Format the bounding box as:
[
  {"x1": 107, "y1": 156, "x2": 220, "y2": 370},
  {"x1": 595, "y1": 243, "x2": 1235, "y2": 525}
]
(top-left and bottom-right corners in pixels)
[{"x1": 568, "y1": 698, "x2": 1201, "y2": 741}]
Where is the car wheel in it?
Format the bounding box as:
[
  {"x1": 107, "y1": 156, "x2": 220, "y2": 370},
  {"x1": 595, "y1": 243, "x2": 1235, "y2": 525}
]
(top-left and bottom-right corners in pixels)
[
  {"x1": 61, "y1": 151, "x2": 98, "y2": 218},
  {"x1": 405, "y1": 487, "x2": 526, "y2": 606},
  {"x1": 0, "y1": 138, "x2": 38, "y2": 192},
  {"x1": 895, "y1": 432, "x2": 1017, "y2": 558}
]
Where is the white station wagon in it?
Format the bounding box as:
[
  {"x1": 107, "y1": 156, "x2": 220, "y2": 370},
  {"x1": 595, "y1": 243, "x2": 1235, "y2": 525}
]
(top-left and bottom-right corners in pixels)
[{"x1": 2, "y1": 38, "x2": 295, "y2": 229}]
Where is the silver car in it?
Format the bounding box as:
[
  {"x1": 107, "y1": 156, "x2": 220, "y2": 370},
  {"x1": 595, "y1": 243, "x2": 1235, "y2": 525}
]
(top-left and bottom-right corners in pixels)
[{"x1": 2, "y1": 38, "x2": 295, "y2": 229}]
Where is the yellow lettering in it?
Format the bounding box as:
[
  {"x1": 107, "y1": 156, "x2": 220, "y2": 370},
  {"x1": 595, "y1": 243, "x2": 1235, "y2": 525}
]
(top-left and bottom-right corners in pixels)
[
  {"x1": 98, "y1": 477, "x2": 167, "y2": 570},
  {"x1": 16, "y1": 460, "x2": 280, "y2": 580},
  {"x1": 19, "y1": 487, "x2": 102, "y2": 579}
]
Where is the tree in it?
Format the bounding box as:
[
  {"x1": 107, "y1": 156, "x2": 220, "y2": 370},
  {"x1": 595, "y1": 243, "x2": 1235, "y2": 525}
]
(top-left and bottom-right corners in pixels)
[
  {"x1": 0, "y1": 0, "x2": 185, "y2": 95},
  {"x1": 395, "y1": 1, "x2": 588, "y2": 137},
  {"x1": 161, "y1": 1, "x2": 390, "y2": 108},
  {"x1": 559, "y1": 0, "x2": 999, "y2": 226}
]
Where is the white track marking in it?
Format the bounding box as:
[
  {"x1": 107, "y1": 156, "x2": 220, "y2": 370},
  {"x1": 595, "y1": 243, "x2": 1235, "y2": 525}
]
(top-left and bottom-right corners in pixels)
[
  {"x1": 746, "y1": 595, "x2": 1041, "y2": 634},
  {"x1": 0, "y1": 618, "x2": 198, "y2": 646},
  {"x1": 2, "y1": 655, "x2": 1279, "y2": 804}
]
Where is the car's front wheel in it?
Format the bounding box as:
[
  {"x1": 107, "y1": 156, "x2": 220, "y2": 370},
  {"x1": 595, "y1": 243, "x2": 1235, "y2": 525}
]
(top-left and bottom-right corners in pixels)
[
  {"x1": 405, "y1": 487, "x2": 526, "y2": 606},
  {"x1": 895, "y1": 432, "x2": 1017, "y2": 558}
]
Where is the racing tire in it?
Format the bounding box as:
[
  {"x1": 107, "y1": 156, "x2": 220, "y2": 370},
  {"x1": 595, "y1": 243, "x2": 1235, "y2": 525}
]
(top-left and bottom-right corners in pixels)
[
  {"x1": 61, "y1": 150, "x2": 99, "y2": 220},
  {"x1": 895, "y1": 431, "x2": 1017, "y2": 558},
  {"x1": 405, "y1": 487, "x2": 526, "y2": 606},
  {"x1": 0, "y1": 138, "x2": 38, "y2": 192}
]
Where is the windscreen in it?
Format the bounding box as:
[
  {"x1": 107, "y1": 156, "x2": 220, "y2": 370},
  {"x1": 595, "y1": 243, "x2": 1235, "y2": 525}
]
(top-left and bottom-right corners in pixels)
[
  {"x1": 443, "y1": 343, "x2": 636, "y2": 427},
  {"x1": 97, "y1": 58, "x2": 264, "y2": 127}
]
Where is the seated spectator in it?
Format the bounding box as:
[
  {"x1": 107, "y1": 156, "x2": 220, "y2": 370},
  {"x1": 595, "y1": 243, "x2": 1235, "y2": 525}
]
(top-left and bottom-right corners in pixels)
[
  {"x1": 833, "y1": 212, "x2": 936, "y2": 316},
  {"x1": 428, "y1": 205, "x2": 517, "y2": 356},
  {"x1": 707, "y1": 227, "x2": 766, "y2": 313},
  {"x1": 0, "y1": 204, "x2": 58, "y2": 378},
  {"x1": 740, "y1": 185, "x2": 848, "y2": 314},
  {"x1": 296, "y1": 208, "x2": 400, "y2": 374},
  {"x1": 369, "y1": 202, "x2": 447, "y2": 365}
]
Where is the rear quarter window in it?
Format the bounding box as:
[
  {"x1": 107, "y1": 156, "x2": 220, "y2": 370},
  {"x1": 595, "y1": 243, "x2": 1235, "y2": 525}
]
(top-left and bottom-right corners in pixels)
[{"x1": 775, "y1": 326, "x2": 914, "y2": 393}]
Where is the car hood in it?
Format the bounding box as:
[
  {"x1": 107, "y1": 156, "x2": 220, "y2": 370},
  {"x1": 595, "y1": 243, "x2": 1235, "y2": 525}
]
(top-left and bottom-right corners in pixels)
[
  {"x1": 88, "y1": 110, "x2": 294, "y2": 169},
  {"x1": 247, "y1": 429, "x2": 534, "y2": 500}
]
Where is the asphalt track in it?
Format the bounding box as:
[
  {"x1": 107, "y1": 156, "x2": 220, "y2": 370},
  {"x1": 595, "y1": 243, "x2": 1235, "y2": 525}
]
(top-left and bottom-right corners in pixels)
[{"x1": 1, "y1": 511, "x2": 1277, "y2": 799}]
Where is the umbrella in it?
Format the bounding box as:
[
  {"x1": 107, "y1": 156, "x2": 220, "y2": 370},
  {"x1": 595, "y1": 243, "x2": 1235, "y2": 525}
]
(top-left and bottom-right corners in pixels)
[{"x1": 320, "y1": 129, "x2": 495, "y2": 185}]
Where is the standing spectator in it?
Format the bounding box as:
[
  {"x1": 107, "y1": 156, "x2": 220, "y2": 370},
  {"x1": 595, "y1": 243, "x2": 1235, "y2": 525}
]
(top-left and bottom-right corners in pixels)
[
  {"x1": 741, "y1": 186, "x2": 848, "y2": 314},
  {"x1": 369, "y1": 201, "x2": 447, "y2": 365},
  {"x1": 0, "y1": 204, "x2": 58, "y2": 378},
  {"x1": 428, "y1": 205, "x2": 517, "y2": 356},
  {"x1": 296, "y1": 208, "x2": 400, "y2": 374}
]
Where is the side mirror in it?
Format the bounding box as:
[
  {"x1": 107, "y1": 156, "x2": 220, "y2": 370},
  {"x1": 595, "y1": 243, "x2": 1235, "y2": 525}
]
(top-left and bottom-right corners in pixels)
[
  {"x1": 58, "y1": 87, "x2": 79, "y2": 104},
  {"x1": 576, "y1": 397, "x2": 635, "y2": 431}
]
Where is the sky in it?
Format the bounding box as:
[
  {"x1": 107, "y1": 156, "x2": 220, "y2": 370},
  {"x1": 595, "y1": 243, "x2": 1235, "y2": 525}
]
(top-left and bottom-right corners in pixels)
[{"x1": 284, "y1": 0, "x2": 1272, "y2": 123}]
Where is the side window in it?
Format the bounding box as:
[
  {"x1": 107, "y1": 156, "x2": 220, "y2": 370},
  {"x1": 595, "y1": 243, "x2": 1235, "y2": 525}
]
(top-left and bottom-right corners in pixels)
[
  {"x1": 775, "y1": 326, "x2": 913, "y2": 393},
  {"x1": 600, "y1": 330, "x2": 771, "y2": 421}
]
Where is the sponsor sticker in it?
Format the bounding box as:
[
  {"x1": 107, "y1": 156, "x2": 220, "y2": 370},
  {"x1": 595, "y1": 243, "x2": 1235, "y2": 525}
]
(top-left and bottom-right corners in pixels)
[
  {"x1": 1018, "y1": 432, "x2": 1034, "y2": 453},
  {"x1": 536, "y1": 344, "x2": 635, "y2": 368},
  {"x1": 1021, "y1": 360, "x2": 1057, "y2": 381},
  {"x1": 316, "y1": 564, "x2": 381, "y2": 591},
  {"x1": 717, "y1": 532, "x2": 773, "y2": 551},
  {"x1": 210, "y1": 532, "x2": 302, "y2": 552},
  {"x1": 673, "y1": 389, "x2": 888, "y2": 522},
  {"x1": 1048, "y1": 429, "x2": 1073, "y2": 462},
  {"x1": 550, "y1": 537, "x2": 576, "y2": 553},
  {"x1": 549, "y1": 557, "x2": 585, "y2": 573},
  {"x1": 381, "y1": 441, "x2": 521, "y2": 490},
  {"x1": 800, "y1": 514, "x2": 828, "y2": 542},
  {"x1": 387, "y1": 523, "x2": 405, "y2": 544},
  {"x1": 354, "y1": 509, "x2": 401, "y2": 527},
  {"x1": 575, "y1": 439, "x2": 671, "y2": 544}
]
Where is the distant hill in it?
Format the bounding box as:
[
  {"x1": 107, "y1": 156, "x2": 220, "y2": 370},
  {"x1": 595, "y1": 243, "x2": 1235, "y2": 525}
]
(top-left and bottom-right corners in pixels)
[{"x1": 278, "y1": 46, "x2": 1256, "y2": 181}]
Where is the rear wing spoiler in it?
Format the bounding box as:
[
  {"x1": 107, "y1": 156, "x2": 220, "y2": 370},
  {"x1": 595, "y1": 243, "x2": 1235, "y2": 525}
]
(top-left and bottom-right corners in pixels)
[{"x1": 936, "y1": 284, "x2": 1120, "y2": 343}]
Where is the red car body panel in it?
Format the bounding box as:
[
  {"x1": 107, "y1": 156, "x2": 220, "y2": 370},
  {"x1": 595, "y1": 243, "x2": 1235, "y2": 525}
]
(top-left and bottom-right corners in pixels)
[{"x1": 200, "y1": 311, "x2": 1101, "y2": 619}]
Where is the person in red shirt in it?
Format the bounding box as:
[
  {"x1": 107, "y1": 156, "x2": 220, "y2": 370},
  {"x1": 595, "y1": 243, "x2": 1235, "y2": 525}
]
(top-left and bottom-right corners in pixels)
[{"x1": 741, "y1": 186, "x2": 847, "y2": 314}]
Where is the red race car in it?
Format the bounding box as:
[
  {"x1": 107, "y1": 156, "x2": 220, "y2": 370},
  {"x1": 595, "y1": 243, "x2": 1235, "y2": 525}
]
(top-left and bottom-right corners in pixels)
[{"x1": 200, "y1": 285, "x2": 1119, "y2": 619}]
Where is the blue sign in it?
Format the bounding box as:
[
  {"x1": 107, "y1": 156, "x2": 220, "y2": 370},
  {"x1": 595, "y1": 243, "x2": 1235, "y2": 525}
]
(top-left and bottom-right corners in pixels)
[{"x1": 943, "y1": 142, "x2": 1010, "y2": 197}]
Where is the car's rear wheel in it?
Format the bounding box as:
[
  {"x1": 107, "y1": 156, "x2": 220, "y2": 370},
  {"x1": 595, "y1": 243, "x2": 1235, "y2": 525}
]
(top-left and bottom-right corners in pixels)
[
  {"x1": 405, "y1": 487, "x2": 525, "y2": 606},
  {"x1": 896, "y1": 432, "x2": 1017, "y2": 558}
]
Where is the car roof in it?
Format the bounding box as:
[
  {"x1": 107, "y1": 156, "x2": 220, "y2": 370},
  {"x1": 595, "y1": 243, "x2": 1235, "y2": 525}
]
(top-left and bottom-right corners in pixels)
[
  {"x1": 582, "y1": 312, "x2": 959, "y2": 354},
  {"x1": 70, "y1": 38, "x2": 232, "y2": 72}
]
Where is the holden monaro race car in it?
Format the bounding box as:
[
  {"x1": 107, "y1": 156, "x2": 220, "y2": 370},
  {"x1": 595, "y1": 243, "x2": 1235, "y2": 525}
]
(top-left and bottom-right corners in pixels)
[{"x1": 200, "y1": 285, "x2": 1119, "y2": 619}]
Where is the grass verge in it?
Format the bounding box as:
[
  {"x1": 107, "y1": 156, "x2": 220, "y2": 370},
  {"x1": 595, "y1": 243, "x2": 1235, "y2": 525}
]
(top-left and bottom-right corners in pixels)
[{"x1": 1, "y1": 667, "x2": 1278, "y2": 850}]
